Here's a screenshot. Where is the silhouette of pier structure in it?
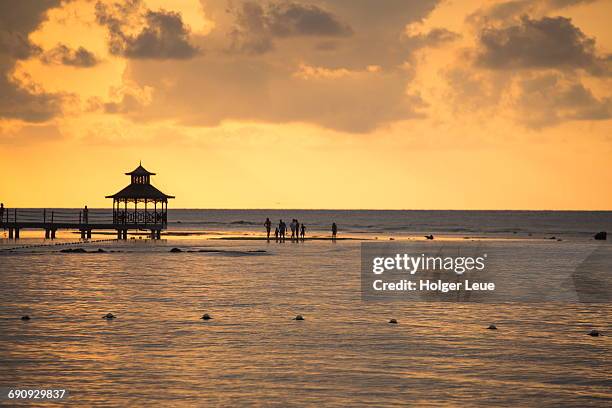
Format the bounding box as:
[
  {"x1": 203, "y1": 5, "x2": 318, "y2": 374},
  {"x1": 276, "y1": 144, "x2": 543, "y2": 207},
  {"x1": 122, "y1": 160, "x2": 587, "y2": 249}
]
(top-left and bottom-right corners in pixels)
[{"x1": 1, "y1": 163, "x2": 174, "y2": 240}]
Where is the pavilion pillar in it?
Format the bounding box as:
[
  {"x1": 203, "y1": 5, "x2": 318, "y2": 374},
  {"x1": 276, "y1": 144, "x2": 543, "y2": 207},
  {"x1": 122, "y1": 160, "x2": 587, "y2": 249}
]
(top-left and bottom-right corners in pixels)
[
  {"x1": 8, "y1": 228, "x2": 13, "y2": 239},
  {"x1": 14, "y1": 228, "x2": 19, "y2": 239}
]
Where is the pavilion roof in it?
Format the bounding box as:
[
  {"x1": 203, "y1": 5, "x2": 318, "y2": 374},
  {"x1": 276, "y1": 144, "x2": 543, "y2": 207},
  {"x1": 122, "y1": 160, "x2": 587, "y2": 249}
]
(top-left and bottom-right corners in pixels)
[
  {"x1": 126, "y1": 164, "x2": 156, "y2": 176},
  {"x1": 106, "y1": 183, "x2": 174, "y2": 200}
]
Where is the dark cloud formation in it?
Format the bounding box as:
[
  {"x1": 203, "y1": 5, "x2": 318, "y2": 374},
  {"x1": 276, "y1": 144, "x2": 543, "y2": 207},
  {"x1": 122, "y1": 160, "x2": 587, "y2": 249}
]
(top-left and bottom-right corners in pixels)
[
  {"x1": 476, "y1": 16, "x2": 611, "y2": 76},
  {"x1": 229, "y1": 1, "x2": 352, "y2": 54},
  {"x1": 0, "y1": 0, "x2": 64, "y2": 122},
  {"x1": 516, "y1": 73, "x2": 612, "y2": 128},
  {"x1": 42, "y1": 43, "x2": 99, "y2": 67},
  {"x1": 467, "y1": 0, "x2": 596, "y2": 25},
  {"x1": 95, "y1": 1, "x2": 199, "y2": 59},
  {"x1": 404, "y1": 28, "x2": 461, "y2": 49}
]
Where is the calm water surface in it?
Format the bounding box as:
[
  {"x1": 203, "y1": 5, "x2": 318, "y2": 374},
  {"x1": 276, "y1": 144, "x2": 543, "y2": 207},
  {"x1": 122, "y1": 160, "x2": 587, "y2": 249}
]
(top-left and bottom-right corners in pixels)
[{"x1": 1, "y1": 211, "x2": 611, "y2": 406}]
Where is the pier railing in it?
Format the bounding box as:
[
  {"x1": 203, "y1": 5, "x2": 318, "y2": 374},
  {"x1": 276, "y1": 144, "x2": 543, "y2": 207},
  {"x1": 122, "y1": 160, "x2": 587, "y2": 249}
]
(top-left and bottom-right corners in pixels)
[
  {"x1": 1, "y1": 208, "x2": 166, "y2": 227},
  {"x1": 1, "y1": 208, "x2": 113, "y2": 225}
]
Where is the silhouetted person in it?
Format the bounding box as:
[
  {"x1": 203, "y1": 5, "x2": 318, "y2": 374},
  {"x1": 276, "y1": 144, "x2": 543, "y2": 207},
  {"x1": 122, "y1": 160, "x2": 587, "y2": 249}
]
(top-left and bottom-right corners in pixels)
[
  {"x1": 0, "y1": 203, "x2": 4, "y2": 224},
  {"x1": 332, "y1": 222, "x2": 337, "y2": 240},
  {"x1": 279, "y1": 220, "x2": 286, "y2": 241},
  {"x1": 290, "y1": 219, "x2": 297, "y2": 240},
  {"x1": 274, "y1": 227, "x2": 279, "y2": 241},
  {"x1": 83, "y1": 205, "x2": 89, "y2": 224},
  {"x1": 295, "y1": 220, "x2": 300, "y2": 240},
  {"x1": 264, "y1": 217, "x2": 272, "y2": 240},
  {"x1": 300, "y1": 224, "x2": 306, "y2": 239}
]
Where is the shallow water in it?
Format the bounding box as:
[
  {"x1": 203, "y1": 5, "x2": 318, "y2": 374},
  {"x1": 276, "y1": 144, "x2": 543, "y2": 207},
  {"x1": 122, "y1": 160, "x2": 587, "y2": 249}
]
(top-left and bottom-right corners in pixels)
[{"x1": 1, "y1": 212, "x2": 611, "y2": 406}]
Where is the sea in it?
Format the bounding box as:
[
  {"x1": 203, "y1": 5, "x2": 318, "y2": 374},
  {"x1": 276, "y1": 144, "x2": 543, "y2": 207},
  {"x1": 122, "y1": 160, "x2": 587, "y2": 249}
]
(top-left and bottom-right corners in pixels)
[{"x1": 0, "y1": 210, "x2": 610, "y2": 406}]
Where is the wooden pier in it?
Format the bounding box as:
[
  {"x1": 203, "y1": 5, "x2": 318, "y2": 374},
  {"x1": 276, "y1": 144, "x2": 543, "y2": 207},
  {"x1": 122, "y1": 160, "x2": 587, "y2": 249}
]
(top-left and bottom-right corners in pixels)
[{"x1": 1, "y1": 163, "x2": 174, "y2": 240}]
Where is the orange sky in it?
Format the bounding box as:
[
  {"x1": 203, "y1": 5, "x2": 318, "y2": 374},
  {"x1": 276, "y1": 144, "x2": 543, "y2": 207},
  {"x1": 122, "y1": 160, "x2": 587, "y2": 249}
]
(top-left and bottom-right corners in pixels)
[{"x1": 0, "y1": 0, "x2": 611, "y2": 209}]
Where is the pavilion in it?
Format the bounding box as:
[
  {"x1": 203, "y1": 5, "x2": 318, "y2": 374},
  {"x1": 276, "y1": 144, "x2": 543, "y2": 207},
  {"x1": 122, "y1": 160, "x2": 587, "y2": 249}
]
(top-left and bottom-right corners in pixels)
[{"x1": 106, "y1": 163, "x2": 174, "y2": 239}]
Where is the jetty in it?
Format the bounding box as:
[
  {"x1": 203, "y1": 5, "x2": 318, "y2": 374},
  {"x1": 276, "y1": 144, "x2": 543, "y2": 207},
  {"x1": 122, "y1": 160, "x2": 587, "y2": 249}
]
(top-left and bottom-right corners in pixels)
[{"x1": 1, "y1": 163, "x2": 174, "y2": 240}]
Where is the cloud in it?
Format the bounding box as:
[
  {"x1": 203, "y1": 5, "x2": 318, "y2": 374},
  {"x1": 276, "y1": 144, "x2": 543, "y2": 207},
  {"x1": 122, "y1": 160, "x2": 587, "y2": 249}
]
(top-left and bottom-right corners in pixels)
[
  {"x1": 403, "y1": 27, "x2": 461, "y2": 49},
  {"x1": 41, "y1": 43, "x2": 99, "y2": 67},
  {"x1": 0, "y1": 0, "x2": 64, "y2": 122},
  {"x1": 95, "y1": 1, "x2": 199, "y2": 59},
  {"x1": 467, "y1": 0, "x2": 596, "y2": 25},
  {"x1": 515, "y1": 73, "x2": 612, "y2": 128},
  {"x1": 475, "y1": 16, "x2": 611, "y2": 76},
  {"x1": 228, "y1": 1, "x2": 352, "y2": 54}
]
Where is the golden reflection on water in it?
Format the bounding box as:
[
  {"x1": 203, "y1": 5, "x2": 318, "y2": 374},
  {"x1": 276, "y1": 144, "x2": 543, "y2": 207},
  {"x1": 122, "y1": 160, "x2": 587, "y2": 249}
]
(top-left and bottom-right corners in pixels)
[{"x1": 0, "y1": 239, "x2": 610, "y2": 406}]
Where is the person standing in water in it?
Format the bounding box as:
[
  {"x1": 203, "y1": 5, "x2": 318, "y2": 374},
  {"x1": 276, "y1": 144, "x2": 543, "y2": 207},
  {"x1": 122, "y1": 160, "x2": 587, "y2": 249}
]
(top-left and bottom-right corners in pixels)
[
  {"x1": 295, "y1": 219, "x2": 300, "y2": 241},
  {"x1": 274, "y1": 226, "x2": 279, "y2": 241},
  {"x1": 331, "y1": 222, "x2": 337, "y2": 240},
  {"x1": 83, "y1": 205, "x2": 89, "y2": 224},
  {"x1": 279, "y1": 220, "x2": 286, "y2": 241},
  {"x1": 264, "y1": 217, "x2": 272, "y2": 240},
  {"x1": 300, "y1": 223, "x2": 306, "y2": 240},
  {"x1": 290, "y1": 219, "x2": 297, "y2": 241},
  {"x1": 0, "y1": 203, "x2": 4, "y2": 224}
]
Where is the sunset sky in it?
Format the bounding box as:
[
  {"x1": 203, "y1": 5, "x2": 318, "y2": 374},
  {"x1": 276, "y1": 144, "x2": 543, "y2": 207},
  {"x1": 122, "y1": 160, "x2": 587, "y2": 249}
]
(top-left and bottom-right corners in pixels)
[{"x1": 1, "y1": 0, "x2": 611, "y2": 209}]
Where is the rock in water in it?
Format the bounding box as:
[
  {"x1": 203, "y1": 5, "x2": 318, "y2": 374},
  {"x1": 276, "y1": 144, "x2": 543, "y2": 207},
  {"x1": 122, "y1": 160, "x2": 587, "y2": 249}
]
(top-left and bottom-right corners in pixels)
[
  {"x1": 103, "y1": 313, "x2": 116, "y2": 319},
  {"x1": 587, "y1": 330, "x2": 600, "y2": 337},
  {"x1": 170, "y1": 247, "x2": 182, "y2": 253},
  {"x1": 425, "y1": 235, "x2": 434, "y2": 240},
  {"x1": 389, "y1": 319, "x2": 398, "y2": 324},
  {"x1": 201, "y1": 314, "x2": 212, "y2": 320},
  {"x1": 293, "y1": 315, "x2": 304, "y2": 321},
  {"x1": 487, "y1": 324, "x2": 497, "y2": 330},
  {"x1": 594, "y1": 231, "x2": 607, "y2": 240},
  {"x1": 21, "y1": 315, "x2": 30, "y2": 321}
]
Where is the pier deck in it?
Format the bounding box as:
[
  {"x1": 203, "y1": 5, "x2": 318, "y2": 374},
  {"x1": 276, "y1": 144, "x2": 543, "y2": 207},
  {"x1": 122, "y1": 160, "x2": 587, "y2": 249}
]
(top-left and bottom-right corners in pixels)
[{"x1": 1, "y1": 208, "x2": 165, "y2": 239}]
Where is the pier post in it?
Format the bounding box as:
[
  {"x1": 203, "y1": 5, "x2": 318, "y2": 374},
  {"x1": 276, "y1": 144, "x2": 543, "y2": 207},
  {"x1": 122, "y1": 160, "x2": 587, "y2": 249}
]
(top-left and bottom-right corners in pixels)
[
  {"x1": 81, "y1": 230, "x2": 86, "y2": 239},
  {"x1": 150, "y1": 229, "x2": 155, "y2": 239},
  {"x1": 14, "y1": 228, "x2": 19, "y2": 239},
  {"x1": 156, "y1": 230, "x2": 161, "y2": 239},
  {"x1": 86, "y1": 230, "x2": 91, "y2": 239},
  {"x1": 45, "y1": 229, "x2": 50, "y2": 239},
  {"x1": 117, "y1": 229, "x2": 121, "y2": 239},
  {"x1": 51, "y1": 229, "x2": 56, "y2": 239},
  {"x1": 122, "y1": 230, "x2": 128, "y2": 240},
  {"x1": 8, "y1": 228, "x2": 13, "y2": 239}
]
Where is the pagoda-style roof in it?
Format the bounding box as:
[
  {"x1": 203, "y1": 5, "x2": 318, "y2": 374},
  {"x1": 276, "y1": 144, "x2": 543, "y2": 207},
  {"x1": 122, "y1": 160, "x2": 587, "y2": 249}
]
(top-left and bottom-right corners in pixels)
[
  {"x1": 107, "y1": 163, "x2": 174, "y2": 201},
  {"x1": 126, "y1": 164, "x2": 156, "y2": 176},
  {"x1": 106, "y1": 183, "x2": 174, "y2": 200}
]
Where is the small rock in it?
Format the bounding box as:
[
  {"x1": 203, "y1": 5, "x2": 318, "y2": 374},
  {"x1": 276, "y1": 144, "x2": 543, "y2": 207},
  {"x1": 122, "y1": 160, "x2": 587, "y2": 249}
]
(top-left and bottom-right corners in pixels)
[
  {"x1": 170, "y1": 247, "x2": 182, "y2": 253},
  {"x1": 293, "y1": 315, "x2": 304, "y2": 321},
  {"x1": 487, "y1": 324, "x2": 497, "y2": 330},
  {"x1": 389, "y1": 319, "x2": 398, "y2": 324},
  {"x1": 103, "y1": 313, "x2": 116, "y2": 319},
  {"x1": 21, "y1": 315, "x2": 30, "y2": 321},
  {"x1": 201, "y1": 313, "x2": 212, "y2": 320},
  {"x1": 587, "y1": 330, "x2": 600, "y2": 337},
  {"x1": 594, "y1": 231, "x2": 607, "y2": 240},
  {"x1": 425, "y1": 235, "x2": 434, "y2": 240},
  {"x1": 60, "y1": 248, "x2": 87, "y2": 253}
]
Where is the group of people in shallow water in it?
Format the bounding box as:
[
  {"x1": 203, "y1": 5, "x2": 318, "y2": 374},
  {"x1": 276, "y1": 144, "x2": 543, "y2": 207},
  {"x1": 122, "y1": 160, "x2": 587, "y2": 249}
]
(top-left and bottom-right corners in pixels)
[{"x1": 264, "y1": 218, "x2": 338, "y2": 241}]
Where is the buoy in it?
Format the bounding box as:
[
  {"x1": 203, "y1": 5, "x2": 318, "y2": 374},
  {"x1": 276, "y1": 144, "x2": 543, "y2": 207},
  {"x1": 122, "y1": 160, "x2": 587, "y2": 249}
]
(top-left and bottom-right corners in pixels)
[
  {"x1": 487, "y1": 324, "x2": 497, "y2": 330},
  {"x1": 293, "y1": 315, "x2": 304, "y2": 320},
  {"x1": 201, "y1": 313, "x2": 212, "y2": 320},
  {"x1": 587, "y1": 330, "x2": 600, "y2": 337},
  {"x1": 103, "y1": 313, "x2": 116, "y2": 319},
  {"x1": 21, "y1": 315, "x2": 30, "y2": 321},
  {"x1": 389, "y1": 319, "x2": 398, "y2": 324}
]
